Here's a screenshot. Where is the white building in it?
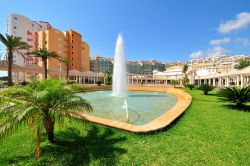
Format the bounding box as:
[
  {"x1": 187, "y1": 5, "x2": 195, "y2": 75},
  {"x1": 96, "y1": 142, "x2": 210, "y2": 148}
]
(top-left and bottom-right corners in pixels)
[
  {"x1": 153, "y1": 66, "x2": 184, "y2": 85},
  {"x1": 7, "y1": 13, "x2": 52, "y2": 66}
]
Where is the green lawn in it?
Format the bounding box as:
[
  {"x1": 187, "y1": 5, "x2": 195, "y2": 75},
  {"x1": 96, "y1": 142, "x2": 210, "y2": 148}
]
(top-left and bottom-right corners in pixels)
[{"x1": 0, "y1": 89, "x2": 249, "y2": 166}]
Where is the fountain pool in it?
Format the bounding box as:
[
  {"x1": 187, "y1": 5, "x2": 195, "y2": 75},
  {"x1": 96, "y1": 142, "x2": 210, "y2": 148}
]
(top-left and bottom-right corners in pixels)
[{"x1": 79, "y1": 90, "x2": 177, "y2": 125}]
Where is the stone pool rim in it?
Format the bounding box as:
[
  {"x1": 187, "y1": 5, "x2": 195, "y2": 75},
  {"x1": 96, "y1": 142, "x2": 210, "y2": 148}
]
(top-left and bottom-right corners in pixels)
[{"x1": 76, "y1": 86, "x2": 192, "y2": 133}]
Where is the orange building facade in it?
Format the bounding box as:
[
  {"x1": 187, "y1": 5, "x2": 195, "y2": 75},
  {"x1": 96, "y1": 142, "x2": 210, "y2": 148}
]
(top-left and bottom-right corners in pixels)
[{"x1": 37, "y1": 28, "x2": 90, "y2": 74}]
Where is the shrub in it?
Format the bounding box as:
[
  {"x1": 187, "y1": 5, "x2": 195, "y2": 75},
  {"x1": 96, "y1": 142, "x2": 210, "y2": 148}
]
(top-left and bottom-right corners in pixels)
[
  {"x1": 218, "y1": 85, "x2": 250, "y2": 108},
  {"x1": 198, "y1": 84, "x2": 214, "y2": 95},
  {"x1": 140, "y1": 80, "x2": 145, "y2": 86},
  {"x1": 96, "y1": 81, "x2": 102, "y2": 86},
  {"x1": 21, "y1": 81, "x2": 29, "y2": 86},
  {"x1": 188, "y1": 84, "x2": 195, "y2": 90},
  {"x1": 104, "y1": 71, "x2": 112, "y2": 85}
]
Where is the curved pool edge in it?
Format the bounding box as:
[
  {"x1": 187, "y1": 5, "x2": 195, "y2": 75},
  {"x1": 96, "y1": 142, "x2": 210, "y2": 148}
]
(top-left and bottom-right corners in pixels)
[{"x1": 76, "y1": 86, "x2": 192, "y2": 133}]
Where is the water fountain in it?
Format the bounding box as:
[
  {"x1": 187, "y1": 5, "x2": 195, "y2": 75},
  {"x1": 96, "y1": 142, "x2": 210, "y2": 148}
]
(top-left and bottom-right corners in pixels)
[
  {"x1": 78, "y1": 34, "x2": 181, "y2": 127},
  {"x1": 112, "y1": 34, "x2": 128, "y2": 97}
]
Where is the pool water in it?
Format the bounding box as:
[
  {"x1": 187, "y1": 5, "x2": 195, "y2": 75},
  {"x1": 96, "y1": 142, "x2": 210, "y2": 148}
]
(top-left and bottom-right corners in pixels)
[{"x1": 78, "y1": 90, "x2": 177, "y2": 125}]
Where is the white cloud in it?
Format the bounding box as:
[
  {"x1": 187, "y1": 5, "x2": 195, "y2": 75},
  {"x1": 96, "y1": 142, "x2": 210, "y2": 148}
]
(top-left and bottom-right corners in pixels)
[
  {"x1": 189, "y1": 46, "x2": 227, "y2": 59},
  {"x1": 218, "y1": 12, "x2": 250, "y2": 33},
  {"x1": 189, "y1": 50, "x2": 205, "y2": 59},
  {"x1": 207, "y1": 46, "x2": 227, "y2": 57},
  {"x1": 235, "y1": 38, "x2": 250, "y2": 46},
  {"x1": 209, "y1": 38, "x2": 231, "y2": 46}
]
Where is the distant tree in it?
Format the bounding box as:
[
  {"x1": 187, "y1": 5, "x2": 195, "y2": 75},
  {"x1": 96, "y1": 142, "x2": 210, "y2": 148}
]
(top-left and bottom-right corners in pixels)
[
  {"x1": 171, "y1": 80, "x2": 178, "y2": 88},
  {"x1": 27, "y1": 48, "x2": 63, "y2": 79},
  {"x1": 198, "y1": 84, "x2": 214, "y2": 95},
  {"x1": 236, "y1": 59, "x2": 250, "y2": 70},
  {"x1": 140, "y1": 80, "x2": 145, "y2": 86},
  {"x1": 182, "y1": 64, "x2": 189, "y2": 88},
  {"x1": 0, "y1": 34, "x2": 28, "y2": 86},
  {"x1": 182, "y1": 77, "x2": 189, "y2": 88},
  {"x1": 218, "y1": 85, "x2": 250, "y2": 108},
  {"x1": 104, "y1": 71, "x2": 112, "y2": 85},
  {"x1": 182, "y1": 64, "x2": 188, "y2": 74}
]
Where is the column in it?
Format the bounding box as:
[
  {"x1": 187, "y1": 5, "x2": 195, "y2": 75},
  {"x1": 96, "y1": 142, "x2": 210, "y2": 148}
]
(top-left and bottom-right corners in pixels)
[
  {"x1": 218, "y1": 78, "x2": 221, "y2": 88},
  {"x1": 225, "y1": 77, "x2": 228, "y2": 87},
  {"x1": 23, "y1": 71, "x2": 26, "y2": 82},
  {"x1": 213, "y1": 78, "x2": 215, "y2": 86},
  {"x1": 15, "y1": 71, "x2": 18, "y2": 84},
  {"x1": 236, "y1": 76, "x2": 239, "y2": 87},
  {"x1": 79, "y1": 76, "x2": 82, "y2": 84},
  {"x1": 208, "y1": 79, "x2": 211, "y2": 85}
]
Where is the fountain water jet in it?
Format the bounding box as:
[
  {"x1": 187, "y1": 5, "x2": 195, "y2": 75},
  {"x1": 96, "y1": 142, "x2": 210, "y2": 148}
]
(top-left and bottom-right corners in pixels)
[
  {"x1": 123, "y1": 99, "x2": 129, "y2": 122},
  {"x1": 112, "y1": 34, "x2": 128, "y2": 97}
]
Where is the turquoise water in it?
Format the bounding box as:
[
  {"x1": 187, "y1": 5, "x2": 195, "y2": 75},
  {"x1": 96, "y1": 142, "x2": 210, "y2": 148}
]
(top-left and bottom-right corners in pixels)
[{"x1": 79, "y1": 90, "x2": 177, "y2": 125}]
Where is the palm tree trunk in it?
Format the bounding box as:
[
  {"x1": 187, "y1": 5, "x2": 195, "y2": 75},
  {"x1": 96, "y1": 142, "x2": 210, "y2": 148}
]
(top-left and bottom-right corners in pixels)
[
  {"x1": 35, "y1": 128, "x2": 41, "y2": 160},
  {"x1": 43, "y1": 112, "x2": 55, "y2": 143},
  {"x1": 8, "y1": 51, "x2": 13, "y2": 86},
  {"x1": 43, "y1": 60, "x2": 48, "y2": 80},
  {"x1": 66, "y1": 64, "x2": 69, "y2": 82}
]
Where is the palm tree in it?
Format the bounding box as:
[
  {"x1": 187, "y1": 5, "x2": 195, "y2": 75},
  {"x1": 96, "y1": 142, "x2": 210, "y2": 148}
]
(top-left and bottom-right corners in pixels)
[
  {"x1": 218, "y1": 85, "x2": 250, "y2": 108},
  {"x1": 171, "y1": 80, "x2": 178, "y2": 88},
  {"x1": 236, "y1": 59, "x2": 250, "y2": 70},
  {"x1": 182, "y1": 64, "x2": 189, "y2": 88},
  {"x1": 0, "y1": 34, "x2": 28, "y2": 86},
  {"x1": 182, "y1": 64, "x2": 188, "y2": 74},
  {"x1": 0, "y1": 79, "x2": 92, "y2": 159},
  {"x1": 104, "y1": 71, "x2": 112, "y2": 85},
  {"x1": 27, "y1": 48, "x2": 63, "y2": 79},
  {"x1": 198, "y1": 84, "x2": 214, "y2": 95}
]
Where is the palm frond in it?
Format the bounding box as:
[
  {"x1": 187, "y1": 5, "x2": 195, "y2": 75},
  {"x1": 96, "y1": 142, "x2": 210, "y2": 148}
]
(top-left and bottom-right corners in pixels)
[{"x1": 0, "y1": 105, "x2": 36, "y2": 140}]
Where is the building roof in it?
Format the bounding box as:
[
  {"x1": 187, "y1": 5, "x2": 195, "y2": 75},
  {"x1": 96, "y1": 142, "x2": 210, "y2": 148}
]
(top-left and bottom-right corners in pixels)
[{"x1": 0, "y1": 60, "x2": 22, "y2": 71}]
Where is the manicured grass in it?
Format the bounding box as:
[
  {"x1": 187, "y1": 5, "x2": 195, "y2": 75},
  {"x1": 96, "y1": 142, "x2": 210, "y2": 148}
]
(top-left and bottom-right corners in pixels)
[{"x1": 0, "y1": 89, "x2": 249, "y2": 165}]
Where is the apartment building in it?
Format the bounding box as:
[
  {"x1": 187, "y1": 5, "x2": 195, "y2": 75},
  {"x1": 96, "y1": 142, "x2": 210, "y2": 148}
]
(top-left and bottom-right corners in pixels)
[
  {"x1": 90, "y1": 55, "x2": 113, "y2": 73},
  {"x1": 37, "y1": 29, "x2": 90, "y2": 72},
  {"x1": 7, "y1": 13, "x2": 52, "y2": 66}
]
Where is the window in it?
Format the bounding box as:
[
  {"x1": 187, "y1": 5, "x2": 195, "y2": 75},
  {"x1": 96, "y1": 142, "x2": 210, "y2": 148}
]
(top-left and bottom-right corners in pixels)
[
  {"x1": 72, "y1": 52, "x2": 73, "y2": 54},
  {"x1": 14, "y1": 17, "x2": 17, "y2": 20},
  {"x1": 14, "y1": 26, "x2": 17, "y2": 29},
  {"x1": 72, "y1": 57, "x2": 73, "y2": 60},
  {"x1": 72, "y1": 63, "x2": 73, "y2": 66}
]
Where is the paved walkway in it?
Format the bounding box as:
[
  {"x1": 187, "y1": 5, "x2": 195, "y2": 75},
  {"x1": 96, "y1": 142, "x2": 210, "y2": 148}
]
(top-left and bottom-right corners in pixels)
[{"x1": 77, "y1": 86, "x2": 192, "y2": 133}]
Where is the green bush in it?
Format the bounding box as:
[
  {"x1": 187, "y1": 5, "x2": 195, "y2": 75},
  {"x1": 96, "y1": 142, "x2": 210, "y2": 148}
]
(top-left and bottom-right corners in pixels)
[
  {"x1": 198, "y1": 84, "x2": 214, "y2": 95},
  {"x1": 21, "y1": 81, "x2": 29, "y2": 86},
  {"x1": 188, "y1": 84, "x2": 195, "y2": 90},
  {"x1": 96, "y1": 81, "x2": 102, "y2": 86},
  {"x1": 218, "y1": 85, "x2": 250, "y2": 108}
]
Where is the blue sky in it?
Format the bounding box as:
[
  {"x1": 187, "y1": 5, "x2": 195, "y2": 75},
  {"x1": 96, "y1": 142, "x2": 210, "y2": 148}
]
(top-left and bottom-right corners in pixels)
[{"x1": 0, "y1": 0, "x2": 250, "y2": 63}]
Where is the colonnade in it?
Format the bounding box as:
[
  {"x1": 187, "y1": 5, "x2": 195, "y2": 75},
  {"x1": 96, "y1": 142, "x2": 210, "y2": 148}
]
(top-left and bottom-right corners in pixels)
[{"x1": 196, "y1": 74, "x2": 250, "y2": 88}]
